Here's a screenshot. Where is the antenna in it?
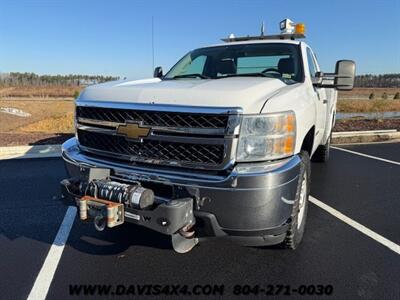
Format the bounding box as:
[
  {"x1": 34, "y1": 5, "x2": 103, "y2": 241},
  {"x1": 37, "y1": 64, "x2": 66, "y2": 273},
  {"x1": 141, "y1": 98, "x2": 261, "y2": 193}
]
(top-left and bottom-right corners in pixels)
[
  {"x1": 260, "y1": 21, "x2": 265, "y2": 36},
  {"x1": 151, "y1": 16, "x2": 155, "y2": 71}
]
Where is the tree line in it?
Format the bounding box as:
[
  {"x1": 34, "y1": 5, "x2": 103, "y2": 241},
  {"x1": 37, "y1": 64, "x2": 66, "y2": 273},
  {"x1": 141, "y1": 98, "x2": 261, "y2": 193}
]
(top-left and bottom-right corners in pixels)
[
  {"x1": 354, "y1": 74, "x2": 400, "y2": 88},
  {"x1": 0, "y1": 72, "x2": 119, "y2": 86},
  {"x1": 0, "y1": 72, "x2": 399, "y2": 88}
]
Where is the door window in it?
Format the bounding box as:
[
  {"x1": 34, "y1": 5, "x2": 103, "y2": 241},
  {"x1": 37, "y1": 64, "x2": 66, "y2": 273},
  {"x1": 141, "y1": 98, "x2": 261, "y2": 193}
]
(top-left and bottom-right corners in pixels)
[{"x1": 306, "y1": 48, "x2": 318, "y2": 78}]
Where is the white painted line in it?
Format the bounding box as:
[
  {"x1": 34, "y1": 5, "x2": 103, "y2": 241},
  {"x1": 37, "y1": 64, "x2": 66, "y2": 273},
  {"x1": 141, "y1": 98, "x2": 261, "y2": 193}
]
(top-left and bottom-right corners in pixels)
[
  {"x1": 331, "y1": 146, "x2": 400, "y2": 166},
  {"x1": 309, "y1": 196, "x2": 400, "y2": 255},
  {"x1": 27, "y1": 206, "x2": 77, "y2": 300},
  {"x1": 332, "y1": 140, "x2": 400, "y2": 146}
]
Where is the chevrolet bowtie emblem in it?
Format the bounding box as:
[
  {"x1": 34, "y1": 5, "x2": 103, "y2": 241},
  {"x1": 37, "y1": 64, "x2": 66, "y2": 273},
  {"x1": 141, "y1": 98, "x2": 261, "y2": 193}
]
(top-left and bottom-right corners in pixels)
[{"x1": 116, "y1": 123, "x2": 150, "y2": 140}]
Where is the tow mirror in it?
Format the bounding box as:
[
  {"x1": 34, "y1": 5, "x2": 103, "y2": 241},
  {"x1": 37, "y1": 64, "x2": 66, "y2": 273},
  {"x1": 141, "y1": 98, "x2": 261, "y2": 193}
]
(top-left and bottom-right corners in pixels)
[
  {"x1": 334, "y1": 60, "x2": 355, "y2": 91},
  {"x1": 153, "y1": 66, "x2": 163, "y2": 78},
  {"x1": 314, "y1": 60, "x2": 356, "y2": 90}
]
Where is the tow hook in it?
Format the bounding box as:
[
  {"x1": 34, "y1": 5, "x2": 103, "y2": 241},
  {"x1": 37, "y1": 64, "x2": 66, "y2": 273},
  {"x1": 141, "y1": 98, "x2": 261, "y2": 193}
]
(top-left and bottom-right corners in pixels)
[
  {"x1": 94, "y1": 215, "x2": 106, "y2": 231},
  {"x1": 172, "y1": 224, "x2": 199, "y2": 254},
  {"x1": 79, "y1": 196, "x2": 125, "y2": 230}
]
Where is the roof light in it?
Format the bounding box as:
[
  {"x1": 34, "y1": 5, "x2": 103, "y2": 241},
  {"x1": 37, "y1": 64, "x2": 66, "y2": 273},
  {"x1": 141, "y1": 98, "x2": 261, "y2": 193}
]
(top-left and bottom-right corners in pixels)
[
  {"x1": 221, "y1": 18, "x2": 306, "y2": 42},
  {"x1": 280, "y1": 18, "x2": 305, "y2": 35},
  {"x1": 295, "y1": 23, "x2": 305, "y2": 35},
  {"x1": 280, "y1": 18, "x2": 295, "y2": 33}
]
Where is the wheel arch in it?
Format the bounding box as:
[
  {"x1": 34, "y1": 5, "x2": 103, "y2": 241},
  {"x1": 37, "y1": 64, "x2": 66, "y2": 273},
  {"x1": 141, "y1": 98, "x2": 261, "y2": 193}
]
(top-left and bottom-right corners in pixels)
[{"x1": 300, "y1": 126, "x2": 315, "y2": 157}]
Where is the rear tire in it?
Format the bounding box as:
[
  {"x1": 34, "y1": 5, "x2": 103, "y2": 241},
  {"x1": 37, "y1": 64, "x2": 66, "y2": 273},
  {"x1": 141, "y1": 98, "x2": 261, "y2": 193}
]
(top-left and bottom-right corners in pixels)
[
  {"x1": 311, "y1": 133, "x2": 331, "y2": 163},
  {"x1": 282, "y1": 151, "x2": 310, "y2": 249}
]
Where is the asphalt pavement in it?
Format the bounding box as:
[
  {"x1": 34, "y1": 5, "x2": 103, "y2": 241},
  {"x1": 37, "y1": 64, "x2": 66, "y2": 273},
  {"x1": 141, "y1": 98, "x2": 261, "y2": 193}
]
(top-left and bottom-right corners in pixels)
[{"x1": 0, "y1": 142, "x2": 399, "y2": 299}]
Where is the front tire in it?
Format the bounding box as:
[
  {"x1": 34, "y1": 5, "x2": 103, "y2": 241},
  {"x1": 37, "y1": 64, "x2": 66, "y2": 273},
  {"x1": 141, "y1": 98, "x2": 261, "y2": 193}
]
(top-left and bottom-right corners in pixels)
[{"x1": 282, "y1": 151, "x2": 310, "y2": 249}]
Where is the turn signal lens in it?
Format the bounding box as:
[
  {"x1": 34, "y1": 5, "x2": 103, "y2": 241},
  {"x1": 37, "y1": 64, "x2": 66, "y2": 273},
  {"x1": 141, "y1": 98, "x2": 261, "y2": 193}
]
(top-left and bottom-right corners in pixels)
[
  {"x1": 295, "y1": 23, "x2": 305, "y2": 34},
  {"x1": 286, "y1": 113, "x2": 295, "y2": 133},
  {"x1": 284, "y1": 135, "x2": 295, "y2": 154}
]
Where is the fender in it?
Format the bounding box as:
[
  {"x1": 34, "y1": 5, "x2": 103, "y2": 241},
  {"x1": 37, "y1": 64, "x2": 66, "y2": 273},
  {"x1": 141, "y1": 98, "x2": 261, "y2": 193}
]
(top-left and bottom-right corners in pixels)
[{"x1": 261, "y1": 83, "x2": 316, "y2": 155}]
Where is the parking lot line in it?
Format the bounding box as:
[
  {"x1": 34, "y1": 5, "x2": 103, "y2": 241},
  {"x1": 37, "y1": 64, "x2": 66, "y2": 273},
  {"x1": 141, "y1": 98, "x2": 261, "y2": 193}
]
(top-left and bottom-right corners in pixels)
[
  {"x1": 309, "y1": 196, "x2": 400, "y2": 255},
  {"x1": 27, "y1": 206, "x2": 77, "y2": 300},
  {"x1": 331, "y1": 146, "x2": 400, "y2": 165}
]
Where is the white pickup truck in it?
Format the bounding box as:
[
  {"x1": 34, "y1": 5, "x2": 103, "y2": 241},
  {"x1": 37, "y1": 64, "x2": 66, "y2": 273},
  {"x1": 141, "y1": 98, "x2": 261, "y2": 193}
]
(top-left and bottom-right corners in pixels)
[{"x1": 61, "y1": 20, "x2": 355, "y2": 253}]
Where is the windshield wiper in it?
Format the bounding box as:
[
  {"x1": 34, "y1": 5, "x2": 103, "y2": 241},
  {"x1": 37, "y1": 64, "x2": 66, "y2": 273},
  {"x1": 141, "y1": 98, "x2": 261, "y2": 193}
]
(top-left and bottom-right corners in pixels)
[
  {"x1": 173, "y1": 73, "x2": 210, "y2": 79},
  {"x1": 217, "y1": 73, "x2": 271, "y2": 79}
]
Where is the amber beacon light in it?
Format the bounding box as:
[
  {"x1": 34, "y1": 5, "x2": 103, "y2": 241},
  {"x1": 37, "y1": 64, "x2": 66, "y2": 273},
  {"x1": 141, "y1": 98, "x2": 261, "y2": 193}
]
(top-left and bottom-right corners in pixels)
[{"x1": 280, "y1": 18, "x2": 306, "y2": 35}]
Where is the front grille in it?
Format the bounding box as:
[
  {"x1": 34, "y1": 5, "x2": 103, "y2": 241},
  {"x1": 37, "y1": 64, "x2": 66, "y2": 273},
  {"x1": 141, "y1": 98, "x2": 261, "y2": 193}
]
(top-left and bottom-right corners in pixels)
[
  {"x1": 76, "y1": 106, "x2": 228, "y2": 129},
  {"x1": 77, "y1": 130, "x2": 225, "y2": 166}
]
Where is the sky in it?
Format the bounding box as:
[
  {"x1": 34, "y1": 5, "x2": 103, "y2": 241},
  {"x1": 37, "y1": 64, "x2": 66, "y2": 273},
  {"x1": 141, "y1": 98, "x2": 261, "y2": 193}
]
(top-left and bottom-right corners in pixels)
[{"x1": 0, "y1": 0, "x2": 399, "y2": 79}]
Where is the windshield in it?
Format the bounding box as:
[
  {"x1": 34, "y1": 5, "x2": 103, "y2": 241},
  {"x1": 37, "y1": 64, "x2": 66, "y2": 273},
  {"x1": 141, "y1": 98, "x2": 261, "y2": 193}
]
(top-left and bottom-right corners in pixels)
[{"x1": 165, "y1": 43, "x2": 303, "y2": 83}]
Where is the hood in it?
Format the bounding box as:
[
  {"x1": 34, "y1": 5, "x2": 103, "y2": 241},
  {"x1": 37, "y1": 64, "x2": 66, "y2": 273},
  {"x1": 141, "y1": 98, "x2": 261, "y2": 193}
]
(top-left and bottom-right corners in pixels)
[{"x1": 79, "y1": 77, "x2": 289, "y2": 114}]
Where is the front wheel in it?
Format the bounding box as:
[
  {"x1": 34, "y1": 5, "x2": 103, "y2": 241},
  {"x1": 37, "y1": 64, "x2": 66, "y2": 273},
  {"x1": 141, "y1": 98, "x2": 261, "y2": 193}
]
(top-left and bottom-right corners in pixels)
[{"x1": 282, "y1": 151, "x2": 310, "y2": 249}]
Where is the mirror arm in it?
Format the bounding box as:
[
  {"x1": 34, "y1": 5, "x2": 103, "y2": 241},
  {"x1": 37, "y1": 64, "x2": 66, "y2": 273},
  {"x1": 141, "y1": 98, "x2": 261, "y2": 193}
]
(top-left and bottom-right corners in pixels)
[
  {"x1": 321, "y1": 72, "x2": 352, "y2": 79},
  {"x1": 312, "y1": 71, "x2": 323, "y2": 87},
  {"x1": 314, "y1": 71, "x2": 353, "y2": 88}
]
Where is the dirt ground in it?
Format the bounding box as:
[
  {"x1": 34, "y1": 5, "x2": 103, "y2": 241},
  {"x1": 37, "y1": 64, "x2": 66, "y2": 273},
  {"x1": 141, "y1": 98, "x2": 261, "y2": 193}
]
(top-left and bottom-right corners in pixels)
[
  {"x1": 338, "y1": 87, "x2": 399, "y2": 100},
  {"x1": 0, "y1": 85, "x2": 82, "y2": 98},
  {"x1": 336, "y1": 99, "x2": 400, "y2": 113},
  {"x1": 0, "y1": 132, "x2": 74, "y2": 146},
  {"x1": 0, "y1": 99, "x2": 74, "y2": 133},
  {"x1": 334, "y1": 118, "x2": 400, "y2": 132}
]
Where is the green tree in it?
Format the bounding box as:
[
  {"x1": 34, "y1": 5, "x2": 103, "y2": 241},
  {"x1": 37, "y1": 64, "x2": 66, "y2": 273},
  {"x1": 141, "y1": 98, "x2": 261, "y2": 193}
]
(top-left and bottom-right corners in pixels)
[
  {"x1": 369, "y1": 92, "x2": 375, "y2": 100},
  {"x1": 382, "y1": 92, "x2": 388, "y2": 99},
  {"x1": 394, "y1": 92, "x2": 400, "y2": 99},
  {"x1": 73, "y1": 90, "x2": 80, "y2": 99}
]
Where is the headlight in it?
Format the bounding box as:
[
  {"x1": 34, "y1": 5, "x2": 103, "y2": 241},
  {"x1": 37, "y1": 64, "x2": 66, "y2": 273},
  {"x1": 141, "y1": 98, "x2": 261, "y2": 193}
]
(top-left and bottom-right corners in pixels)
[{"x1": 236, "y1": 111, "x2": 296, "y2": 162}]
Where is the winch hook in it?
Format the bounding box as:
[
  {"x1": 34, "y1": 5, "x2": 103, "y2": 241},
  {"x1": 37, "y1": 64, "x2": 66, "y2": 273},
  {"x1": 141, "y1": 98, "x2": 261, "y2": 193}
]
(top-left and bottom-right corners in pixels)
[{"x1": 94, "y1": 215, "x2": 106, "y2": 231}]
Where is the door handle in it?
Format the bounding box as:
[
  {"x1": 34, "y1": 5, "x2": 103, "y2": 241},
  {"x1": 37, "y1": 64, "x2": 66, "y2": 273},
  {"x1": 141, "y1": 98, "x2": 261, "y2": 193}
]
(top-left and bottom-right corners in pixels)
[{"x1": 322, "y1": 99, "x2": 328, "y2": 104}]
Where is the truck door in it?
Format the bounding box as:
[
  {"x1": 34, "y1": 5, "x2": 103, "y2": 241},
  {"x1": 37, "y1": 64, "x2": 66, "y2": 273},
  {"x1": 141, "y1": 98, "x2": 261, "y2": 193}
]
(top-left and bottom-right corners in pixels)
[{"x1": 306, "y1": 47, "x2": 327, "y2": 146}]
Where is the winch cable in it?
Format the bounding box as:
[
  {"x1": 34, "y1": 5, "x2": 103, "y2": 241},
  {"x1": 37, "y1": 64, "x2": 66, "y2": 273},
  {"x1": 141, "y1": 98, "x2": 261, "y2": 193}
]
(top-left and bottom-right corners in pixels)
[{"x1": 85, "y1": 180, "x2": 155, "y2": 210}]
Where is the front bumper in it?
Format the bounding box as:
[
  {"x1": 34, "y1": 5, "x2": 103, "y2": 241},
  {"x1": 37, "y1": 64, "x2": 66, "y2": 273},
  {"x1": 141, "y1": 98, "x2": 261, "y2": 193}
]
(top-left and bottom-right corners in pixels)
[{"x1": 62, "y1": 138, "x2": 301, "y2": 246}]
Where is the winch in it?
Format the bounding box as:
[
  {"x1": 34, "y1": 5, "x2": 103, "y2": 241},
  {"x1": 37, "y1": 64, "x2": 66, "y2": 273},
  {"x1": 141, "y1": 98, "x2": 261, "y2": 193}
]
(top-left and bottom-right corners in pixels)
[
  {"x1": 61, "y1": 171, "x2": 198, "y2": 253},
  {"x1": 77, "y1": 179, "x2": 155, "y2": 231},
  {"x1": 84, "y1": 179, "x2": 155, "y2": 210}
]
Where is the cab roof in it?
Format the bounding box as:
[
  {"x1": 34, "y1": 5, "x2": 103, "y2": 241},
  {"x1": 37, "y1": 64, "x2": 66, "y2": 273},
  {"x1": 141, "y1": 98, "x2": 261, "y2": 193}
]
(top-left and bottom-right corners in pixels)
[{"x1": 203, "y1": 38, "x2": 303, "y2": 49}]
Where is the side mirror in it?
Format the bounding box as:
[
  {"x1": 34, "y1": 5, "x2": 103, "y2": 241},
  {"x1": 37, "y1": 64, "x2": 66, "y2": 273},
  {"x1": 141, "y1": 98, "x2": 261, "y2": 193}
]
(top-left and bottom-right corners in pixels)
[
  {"x1": 153, "y1": 66, "x2": 163, "y2": 78},
  {"x1": 334, "y1": 60, "x2": 355, "y2": 91}
]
